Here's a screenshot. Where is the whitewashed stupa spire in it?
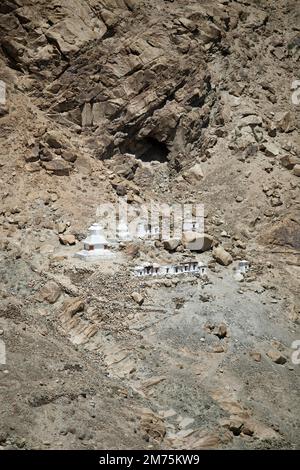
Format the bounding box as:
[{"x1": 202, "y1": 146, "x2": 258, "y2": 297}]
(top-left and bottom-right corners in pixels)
[{"x1": 75, "y1": 223, "x2": 114, "y2": 260}]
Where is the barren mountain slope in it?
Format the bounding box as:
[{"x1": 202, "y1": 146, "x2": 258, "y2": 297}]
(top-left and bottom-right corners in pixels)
[{"x1": 0, "y1": 0, "x2": 299, "y2": 449}]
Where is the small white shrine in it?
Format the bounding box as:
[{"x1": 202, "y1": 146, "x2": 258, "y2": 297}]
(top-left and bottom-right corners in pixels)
[
  {"x1": 75, "y1": 223, "x2": 114, "y2": 261},
  {"x1": 198, "y1": 262, "x2": 207, "y2": 276},
  {"x1": 116, "y1": 220, "x2": 131, "y2": 242},
  {"x1": 237, "y1": 260, "x2": 249, "y2": 274}
]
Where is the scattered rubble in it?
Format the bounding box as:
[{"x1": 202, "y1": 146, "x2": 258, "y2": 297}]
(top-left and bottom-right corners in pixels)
[{"x1": 38, "y1": 281, "x2": 61, "y2": 304}]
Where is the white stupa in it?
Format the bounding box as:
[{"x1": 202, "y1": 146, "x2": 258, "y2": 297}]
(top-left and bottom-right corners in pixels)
[
  {"x1": 237, "y1": 260, "x2": 249, "y2": 274},
  {"x1": 75, "y1": 223, "x2": 114, "y2": 261},
  {"x1": 116, "y1": 219, "x2": 131, "y2": 242}
]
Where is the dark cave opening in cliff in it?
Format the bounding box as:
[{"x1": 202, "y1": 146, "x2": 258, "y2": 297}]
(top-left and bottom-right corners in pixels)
[{"x1": 134, "y1": 137, "x2": 170, "y2": 163}]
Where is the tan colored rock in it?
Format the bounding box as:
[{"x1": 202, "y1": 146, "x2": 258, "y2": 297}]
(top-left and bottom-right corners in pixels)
[
  {"x1": 267, "y1": 349, "x2": 287, "y2": 364},
  {"x1": 178, "y1": 17, "x2": 197, "y2": 32},
  {"x1": 125, "y1": 243, "x2": 140, "y2": 258},
  {"x1": 24, "y1": 144, "x2": 40, "y2": 162},
  {"x1": 212, "y1": 246, "x2": 233, "y2": 266},
  {"x1": 42, "y1": 159, "x2": 72, "y2": 176},
  {"x1": 183, "y1": 163, "x2": 204, "y2": 184},
  {"x1": 39, "y1": 281, "x2": 61, "y2": 304},
  {"x1": 249, "y1": 351, "x2": 261, "y2": 362},
  {"x1": 263, "y1": 142, "x2": 280, "y2": 157},
  {"x1": 62, "y1": 150, "x2": 77, "y2": 163},
  {"x1": 239, "y1": 114, "x2": 263, "y2": 127},
  {"x1": 182, "y1": 231, "x2": 197, "y2": 244},
  {"x1": 57, "y1": 222, "x2": 67, "y2": 234},
  {"x1": 59, "y1": 233, "x2": 76, "y2": 245},
  {"x1": 181, "y1": 232, "x2": 213, "y2": 252},
  {"x1": 62, "y1": 297, "x2": 85, "y2": 318},
  {"x1": 274, "y1": 111, "x2": 295, "y2": 133},
  {"x1": 242, "y1": 421, "x2": 255, "y2": 436},
  {"x1": 293, "y1": 164, "x2": 300, "y2": 176},
  {"x1": 163, "y1": 238, "x2": 181, "y2": 251},
  {"x1": 131, "y1": 291, "x2": 144, "y2": 305},
  {"x1": 26, "y1": 162, "x2": 41, "y2": 172},
  {"x1": 44, "y1": 130, "x2": 62, "y2": 149},
  {"x1": 199, "y1": 23, "x2": 221, "y2": 43},
  {"x1": 279, "y1": 155, "x2": 298, "y2": 170},
  {"x1": 40, "y1": 146, "x2": 54, "y2": 162},
  {"x1": 139, "y1": 409, "x2": 166, "y2": 443},
  {"x1": 45, "y1": 16, "x2": 106, "y2": 56},
  {"x1": 0, "y1": 103, "x2": 8, "y2": 117}
]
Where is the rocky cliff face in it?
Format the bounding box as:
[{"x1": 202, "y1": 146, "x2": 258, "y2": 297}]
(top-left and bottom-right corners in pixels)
[
  {"x1": 1, "y1": 1, "x2": 299, "y2": 200},
  {"x1": 0, "y1": 0, "x2": 299, "y2": 450}
]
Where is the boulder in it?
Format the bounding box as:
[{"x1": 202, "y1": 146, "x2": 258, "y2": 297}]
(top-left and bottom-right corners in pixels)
[
  {"x1": 279, "y1": 155, "x2": 298, "y2": 170},
  {"x1": 181, "y1": 232, "x2": 213, "y2": 252},
  {"x1": 267, "y1": 349, "x2": 287, "y2": 364},
  {"x1": 199, "y1": 23, "x2": 221, "y2": 44},
  {"x1": 178, "y1": 17, "x2": 197, "y2": 32},
  {"x1": 125, "y1": 243, "x2": 140, "y2": 258},
  {"x1": 24, "y1": 144, "x2": 40, "y2": 162},
  {"x1": 25, "y1": 161, "x2": 40, "y2": 173},
  {"x1": 57, "y1": 222, "x2": 67, "y2": 234},
  {"x1": 62, "y1": 150, "x2": 77, "y2": 163},
  {"x1": 62, "y1": 297, "x2": 85, "y2": 318},
  {"x1": 263, "y1": 142, "x2": 280, "y2": 157},
  {"x1": 59, "y1": 234, "x2": 76, "y2": 245},
  {"x1": 274, "y1": 111, "x2": 295, "y2": 133},
  {"x1": 45, "y1": 16, "x2": 106, "y2": 56},
  {"x1": 42, "y1": 159, "x2": 72, "y2": 176},
  {"x1": 0, "y1": 103, "x2": 8, "y2": 117},
  {"x1": 212, "y1": 246, "x2": 233, "y2": 266},
  {"x1": 242, "y1": 421, "x2": 255, "y2": 436},
  {"x1": 239, "y1": 114, "x2": 263, "y2": 127},
  {"x1": 131, "y1": 292, "x2": 144, "y2": 305},
  {"x1": 44, "y1": 130, "x2": 62, "y2": 149},
  {"x1": 39, "y1": 281, "x2": 61, "y2": 304},
  {"x1": 183, "y1": 163, "x2": 204, "y2": 184},
  {"x1": 163, "y1": 238, "x2": 181, "y2": 251},
  {"x1": 39, "y1": 146, "x2": 54, "y2": 162},
  {"x1": 293, "y1": 164, "x2": 300, "y2": 177}
]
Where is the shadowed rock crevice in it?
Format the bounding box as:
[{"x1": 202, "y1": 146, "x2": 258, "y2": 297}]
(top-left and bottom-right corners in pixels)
[{"x1": 125, "y1": 136, "x2": 170, "y2": 163}]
